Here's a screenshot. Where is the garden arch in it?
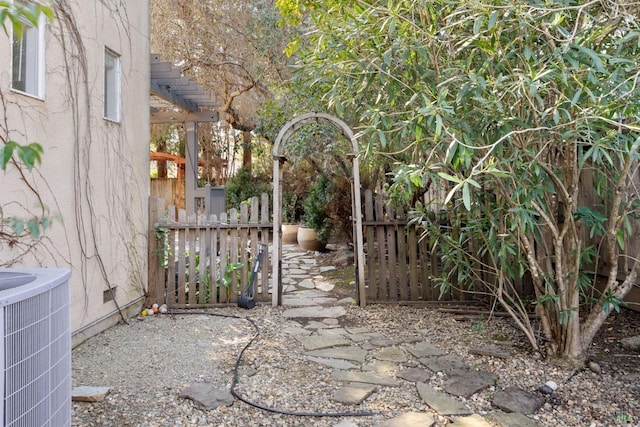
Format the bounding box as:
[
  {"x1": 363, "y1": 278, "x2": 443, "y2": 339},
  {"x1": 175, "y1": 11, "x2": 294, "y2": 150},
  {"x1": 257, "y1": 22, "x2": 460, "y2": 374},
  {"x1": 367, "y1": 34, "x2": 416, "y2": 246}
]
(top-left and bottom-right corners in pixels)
[{"x1": 272, "y1": 112, "x2": 366, "y2": 307}]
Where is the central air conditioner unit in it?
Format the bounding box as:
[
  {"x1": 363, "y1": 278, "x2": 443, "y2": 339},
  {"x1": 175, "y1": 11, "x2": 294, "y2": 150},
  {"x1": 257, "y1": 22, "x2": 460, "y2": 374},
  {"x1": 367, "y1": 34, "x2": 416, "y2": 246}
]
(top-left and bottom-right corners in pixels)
[{"x1": 0, "y1": 268, "x2": 71, "y2": 427}]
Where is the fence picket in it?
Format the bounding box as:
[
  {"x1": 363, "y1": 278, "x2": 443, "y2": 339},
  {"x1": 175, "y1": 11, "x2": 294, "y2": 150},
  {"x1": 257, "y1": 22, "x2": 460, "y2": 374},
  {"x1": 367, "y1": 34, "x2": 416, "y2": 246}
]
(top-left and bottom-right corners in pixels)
[{"x1": 375, "y1": 193, "x2": 388, "y2": 300}]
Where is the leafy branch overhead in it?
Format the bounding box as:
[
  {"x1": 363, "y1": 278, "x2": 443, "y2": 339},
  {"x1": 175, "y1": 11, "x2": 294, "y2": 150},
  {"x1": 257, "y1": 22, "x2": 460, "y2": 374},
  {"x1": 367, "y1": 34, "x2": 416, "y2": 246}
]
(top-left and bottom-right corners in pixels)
[{"x1": 277, "y1": 0, "x2": 640, "y2": 363}]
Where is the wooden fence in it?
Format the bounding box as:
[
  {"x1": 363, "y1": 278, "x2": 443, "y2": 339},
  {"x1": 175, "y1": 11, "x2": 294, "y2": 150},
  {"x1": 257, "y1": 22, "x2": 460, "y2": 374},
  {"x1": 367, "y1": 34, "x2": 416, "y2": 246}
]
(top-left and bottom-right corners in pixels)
[
  {"x1": 148, "y1": 194, "x2": 271, "y2": 308},
  {"x1": 363, "y1": 189, "x2": 453, "y2": 303}
]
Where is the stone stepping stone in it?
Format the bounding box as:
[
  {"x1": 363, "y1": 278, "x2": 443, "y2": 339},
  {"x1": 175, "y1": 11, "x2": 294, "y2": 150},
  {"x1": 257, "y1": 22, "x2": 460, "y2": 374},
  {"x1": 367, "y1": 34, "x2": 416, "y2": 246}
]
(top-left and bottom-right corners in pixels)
[
  {"x1": 442, "y1": 370, "x2": 496, "y2": 398},
  {"x1": 282, "y1": 296, "x2": 338, "y2": 306},
  {"x1": 72, "y1": 386, "x2": 111, "y2": 402},
  {"x1": 346, "y1": 327, "x2": 370, "y2": 334},
  {"x1": 282, "y1": 326, "x2": 313, "y2": 336},
  {"x1": 282, "y1": 306, "x2": 346, "y2": 318},
  {"x1": 315, "y1": 281, "x2": 335, "y2": 292},
  {"x1": 317, "y1": 328, "x2": 347, "y2": 337},
  {"x1": 306, "y1": 347, "x2": 368, "y2": 363},
  {"x1": 332, "y1": 370, "x2": 400, "y2": 387},
  {"x1": 375, "y1": 411, "x2": 436, "y2": 426},
  {"x1": 450, "y1": 414, "x2": 493, "y2": 426},
  {"x1": 362, "y1": 361, "x2": 397, "y2": 373},
  {"x1": 492, "y1": 386, "x2": 545, "y2": 414},
  {"x1": 396, "y1": 367, "x2": 431, "y2": 383},
  {"x1": 331, "y1": 383, "x2": 376, "y2": 405},
  {"x1": 297, "y1": 334, "x2": 350, "y2": 351},
  {"x1": 406, "y1": 341, "x2": 447, "y2": 358},
  {"x1": 491, "y1": 412, "x2": 540, "y2": 427},
  {"x1": 179, "y1": 384, "x2": 233, "y2": 410},
  {"x1": 419, "y1": 354, "x2": 469, "y2": 373},
  {"x1": 468, "y1": 345, "x2": 511, "y2": 359},
  {"x1": 320, "y1": 266, "x2": 336, "y2": 272},
  {"x1": 297, "y1": 278, "x2": 316, "y2": 288},
  {"x1": 306, "y1": 356, "x2": 358, "y2": 370},
  {"x1": 363, "y1": 337, "x2": 418, "y2": 349},
  {"x1": 374, "y1": 346, "x2": 408, "y2": 363},
  {"x1": 348, "y1": 332, "x2": 380, "y2": 343},
  {"x1": 416, "y1": 382, "x2": 472, "y2": 416},
  {"x1": 305, "y1": 320, "x2": 334, "y2": 329}
]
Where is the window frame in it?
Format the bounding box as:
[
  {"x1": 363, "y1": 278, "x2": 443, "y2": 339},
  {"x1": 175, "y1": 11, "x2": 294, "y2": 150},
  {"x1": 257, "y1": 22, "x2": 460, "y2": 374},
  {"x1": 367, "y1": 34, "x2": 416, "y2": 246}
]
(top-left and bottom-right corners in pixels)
[
  {"x1": 104, "y1": 47, "x2": 121, "y2": 123},
  {"x1": 10, "y1": 0, "x2": 47, "y2": 99}
]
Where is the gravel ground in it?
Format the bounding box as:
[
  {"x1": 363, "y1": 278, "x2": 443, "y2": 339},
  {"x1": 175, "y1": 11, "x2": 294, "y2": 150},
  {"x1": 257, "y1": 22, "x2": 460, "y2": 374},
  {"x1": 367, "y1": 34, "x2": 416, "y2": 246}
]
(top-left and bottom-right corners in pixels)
[{"x1": 72, "y1": 304, "x2": 640, "y2": 427}]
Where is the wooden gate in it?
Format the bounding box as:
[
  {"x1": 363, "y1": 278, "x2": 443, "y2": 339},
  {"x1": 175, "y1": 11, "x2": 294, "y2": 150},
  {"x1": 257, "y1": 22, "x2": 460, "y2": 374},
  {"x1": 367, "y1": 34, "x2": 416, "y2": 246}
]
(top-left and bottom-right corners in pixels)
[{"x1": 148, "y1": 194, "x2": 271, "y2": 308}]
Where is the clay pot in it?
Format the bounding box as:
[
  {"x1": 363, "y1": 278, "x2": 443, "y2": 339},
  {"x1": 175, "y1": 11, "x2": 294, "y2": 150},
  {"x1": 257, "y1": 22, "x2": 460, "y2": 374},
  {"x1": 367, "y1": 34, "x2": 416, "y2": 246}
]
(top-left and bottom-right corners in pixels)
[
  {"x1": 296, "y1": 226, "x2": 325, "y2": 251},
  {"x1": 281, "y1": 223, "x2": 299, "y2": 244}
]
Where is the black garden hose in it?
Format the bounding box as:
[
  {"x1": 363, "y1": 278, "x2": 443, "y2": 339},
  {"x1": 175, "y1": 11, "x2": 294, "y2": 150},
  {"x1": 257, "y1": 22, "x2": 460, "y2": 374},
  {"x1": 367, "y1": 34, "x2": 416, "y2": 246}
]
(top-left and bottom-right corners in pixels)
[{"x1": 165, "y1": 309, "x2": 380, "y2": 418}]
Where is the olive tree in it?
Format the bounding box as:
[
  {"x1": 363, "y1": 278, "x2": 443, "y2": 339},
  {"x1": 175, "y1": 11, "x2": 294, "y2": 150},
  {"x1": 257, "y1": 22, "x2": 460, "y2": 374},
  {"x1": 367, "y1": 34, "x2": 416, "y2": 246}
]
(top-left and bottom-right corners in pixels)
[{"x1": 278, "y1": 0, "x2": 640, "y2": 364}]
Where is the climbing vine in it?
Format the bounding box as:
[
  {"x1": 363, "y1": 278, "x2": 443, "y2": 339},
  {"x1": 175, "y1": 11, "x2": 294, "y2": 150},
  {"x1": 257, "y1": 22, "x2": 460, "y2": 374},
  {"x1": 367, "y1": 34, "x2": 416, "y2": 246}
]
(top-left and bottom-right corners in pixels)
[{"x1": 1, "y1": 1, "x2": 148, "y2": 325}]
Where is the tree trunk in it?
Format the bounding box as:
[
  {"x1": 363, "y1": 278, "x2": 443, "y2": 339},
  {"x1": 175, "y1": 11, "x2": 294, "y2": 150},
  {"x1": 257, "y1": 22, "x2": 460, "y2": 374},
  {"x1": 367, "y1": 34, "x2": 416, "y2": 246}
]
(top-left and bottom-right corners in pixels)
[{"x1": 242, "y1": 131, "x2": 252, "y2": 172}]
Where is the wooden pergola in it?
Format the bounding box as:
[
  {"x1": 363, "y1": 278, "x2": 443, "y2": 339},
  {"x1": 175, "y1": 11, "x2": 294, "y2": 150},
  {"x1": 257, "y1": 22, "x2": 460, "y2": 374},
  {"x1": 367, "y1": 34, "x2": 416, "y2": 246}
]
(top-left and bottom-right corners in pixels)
[{"x1": 149, "y1": 54, "x2": 220, "y2": 214}]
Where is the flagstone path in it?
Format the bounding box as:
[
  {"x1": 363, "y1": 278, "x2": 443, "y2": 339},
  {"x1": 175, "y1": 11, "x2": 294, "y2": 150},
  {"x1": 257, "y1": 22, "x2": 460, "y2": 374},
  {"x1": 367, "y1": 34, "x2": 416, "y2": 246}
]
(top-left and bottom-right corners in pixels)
[{"x1": 277, "y1": 243, "x2": 541, "y2": 427}]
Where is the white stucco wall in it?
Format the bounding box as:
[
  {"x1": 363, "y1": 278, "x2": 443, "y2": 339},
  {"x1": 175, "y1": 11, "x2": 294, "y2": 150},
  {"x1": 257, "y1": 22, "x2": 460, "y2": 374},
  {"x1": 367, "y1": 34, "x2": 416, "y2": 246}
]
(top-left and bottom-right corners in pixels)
[{"x1": 0, "y1": 2, "x2": 150, "y2": 336}]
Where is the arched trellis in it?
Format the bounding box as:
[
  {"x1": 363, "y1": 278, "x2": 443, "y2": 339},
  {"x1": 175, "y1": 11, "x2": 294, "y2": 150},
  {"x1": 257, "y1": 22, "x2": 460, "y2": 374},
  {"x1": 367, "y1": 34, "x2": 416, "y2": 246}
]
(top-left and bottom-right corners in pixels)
[{"x1": 272, "y1": 112, "x2": 366, "y2": 307}]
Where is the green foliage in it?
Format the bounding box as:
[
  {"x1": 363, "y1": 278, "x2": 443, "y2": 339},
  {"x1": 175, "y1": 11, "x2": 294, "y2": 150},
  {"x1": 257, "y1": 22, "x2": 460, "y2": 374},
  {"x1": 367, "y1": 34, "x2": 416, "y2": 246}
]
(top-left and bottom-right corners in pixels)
[
  {"x1": 0, "y1": 1, "x2": 53, "y2": 39},
  {"x1": 302, "y1": 173, "x2": 333, "y2": 244},
  {"x1": 282, "y1": 191, "x2": 298, "y2": 223},
  {"x1": 280, "y1": 0, "x2": 640, "y2": 360},
  {"x1": 225, "y1": 167, "x2": 272, "y2": 210},
  {"x1": 0, "y1": 141, "x2": 43, "y2": 171}
]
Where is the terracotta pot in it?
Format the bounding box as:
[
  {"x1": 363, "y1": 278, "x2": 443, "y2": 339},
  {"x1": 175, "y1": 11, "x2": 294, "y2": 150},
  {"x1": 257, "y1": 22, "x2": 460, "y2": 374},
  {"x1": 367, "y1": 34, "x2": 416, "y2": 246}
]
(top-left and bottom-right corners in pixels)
[
  {"x1": 281, "y1": 223, "x2": 299, "y2": 244},
  {"x1": 297, "y1": 226, "x2": 326, "y2": 251}
]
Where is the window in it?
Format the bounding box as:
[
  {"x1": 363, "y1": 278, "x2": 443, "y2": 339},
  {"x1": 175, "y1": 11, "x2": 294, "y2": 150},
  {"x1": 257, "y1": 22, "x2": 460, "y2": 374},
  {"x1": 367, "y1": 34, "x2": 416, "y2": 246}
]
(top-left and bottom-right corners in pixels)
[
  {"x1": 11, "y1": 0, "x2": 46, "y2": 97},
  {"x1": 104, "y1": 48, "x2": 121, "y2": 122}
]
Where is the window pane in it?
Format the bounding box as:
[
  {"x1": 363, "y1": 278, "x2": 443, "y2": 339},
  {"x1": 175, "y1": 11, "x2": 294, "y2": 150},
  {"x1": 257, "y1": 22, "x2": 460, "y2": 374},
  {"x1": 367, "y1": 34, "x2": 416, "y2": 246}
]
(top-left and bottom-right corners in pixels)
[
  {"x1": 12, "y1": 21, "x2": 39, "y2": 95},
  {"x1": 104, "y1": 49, "x2": 120, "y2": 121}
]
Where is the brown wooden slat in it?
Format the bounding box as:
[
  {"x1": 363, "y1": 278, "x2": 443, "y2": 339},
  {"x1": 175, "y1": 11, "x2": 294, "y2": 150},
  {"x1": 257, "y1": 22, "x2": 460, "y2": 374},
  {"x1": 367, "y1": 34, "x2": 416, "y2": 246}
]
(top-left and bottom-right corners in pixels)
[
  {"x1": 229, "y1": 209, "x2": 239, "y2": 302},
  {"x1": 397, "y1": 207, "x2": 409, "y2": 301},
  {"x1": 419, "y1": 236, "x2": 432, "y2": 301},
  {"x1": 240, "y1": 204, "x2": 249, "y2": 293},
  {"x1": 177, "y1": 227, "x2": 186, "y2": 304},
  {"x1": 375, "y1": 193, "x2": 388, "y2": 300},
  {"x1": 408, "y1": 224, "x2": 419, "y2": 300},
  {"x1": 218, "y1": 212, "x2": 229, "y2": 303},
  {"x1": 198, "y1": 218, "x2": 208, "y2": 304},
  {"x1": 260, "y1": 193, "x2": 270, "y2": 300},
  {"x1": 364, "y1": 190, "x2": 377, "y2": 300},
  {"x1": 385, "y1": 203, "x2": 398, "y2": 300},
  {"x1": 187, "y1": 223, "x2": 197, "y2": 305}
]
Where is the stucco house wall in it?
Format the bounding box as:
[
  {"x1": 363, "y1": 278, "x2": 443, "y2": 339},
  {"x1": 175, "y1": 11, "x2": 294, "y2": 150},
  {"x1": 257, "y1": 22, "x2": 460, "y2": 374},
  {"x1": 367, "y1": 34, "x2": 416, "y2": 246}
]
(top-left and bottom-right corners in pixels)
[{"x1": 0, "y1": 1, "x2": 150, "y2": 343}]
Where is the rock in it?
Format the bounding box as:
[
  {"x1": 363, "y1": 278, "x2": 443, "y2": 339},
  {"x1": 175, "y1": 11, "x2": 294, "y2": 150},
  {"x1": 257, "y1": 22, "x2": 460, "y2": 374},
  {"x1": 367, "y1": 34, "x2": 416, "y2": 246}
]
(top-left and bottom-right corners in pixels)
[
  {"x1": 373, "y1": 346, "x2": 408, "y2": 362},
  {"x1": 72, "y1": 386, "x2": 111, "y2": 402},
  {"x1": 442, "y1": 370, "x2": 496, "y2": 398},
  {"x1": 416, "y1": 382, "x2": 473, "y2": 416},
  {"x1": 419, "y1": 354, "x2": 469, "y2": 373},
  {"x1": 331, "y1": 383, "x2": 376, "y2": 405},
  {"x1": 492, "y1": 386, "x2": 545, "y2": 414},
  {"x1": 621, "y1": 335, "x2": 640, "y2": 352},
  {"x1": 406, "y1": 341, "x2": 447, "y2": 358},
  {"x1": 296, "y1": 334, "x2": 350, "y2": 351},
  {"x1": 587, "y1": 360, "x2": 602, "y2": 374},
  {"x1": 396, "y1": 367, "x2": 432, "y2": 383},
  {"x1": 332, "y1": 370, "x2": 400, "y2": 387},
  {"x1": 179, "y1": 384, "x2": 234, "y2": 411},
  {"x1": 450, "y1": 414, "x2": 493, "y2": 427},
  {"x1": 376, "y1": 411, "x2": 437, "y2": 426}
]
